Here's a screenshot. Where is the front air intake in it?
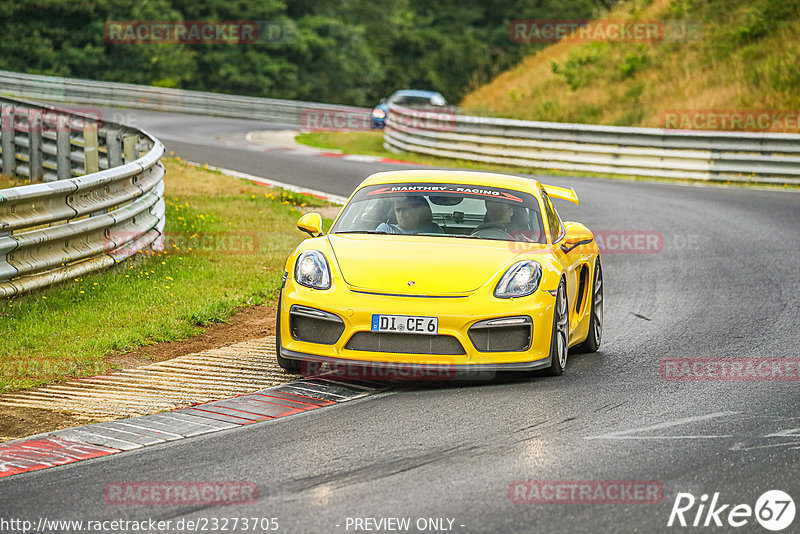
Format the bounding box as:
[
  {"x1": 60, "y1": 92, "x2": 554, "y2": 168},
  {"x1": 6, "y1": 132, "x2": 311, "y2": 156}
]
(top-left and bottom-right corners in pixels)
[
  {"x1": 289, "y1": 306, "x2": 345, "y2": 345},
  {"x1": 468, "y1": 316, "x2": 532, "y2": 352}
]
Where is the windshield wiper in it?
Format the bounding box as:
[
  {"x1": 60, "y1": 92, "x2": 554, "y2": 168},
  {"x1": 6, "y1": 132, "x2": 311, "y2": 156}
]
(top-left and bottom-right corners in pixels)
[
  {"x1": 334, "y1": 231, "x2": 498, "y2": 240},
  {"x1": 436, "y1": 234, "x2": 483, "y2": 239},
  {"x1": 333, "y1": 230, "x2": 391, "y2": 235}
]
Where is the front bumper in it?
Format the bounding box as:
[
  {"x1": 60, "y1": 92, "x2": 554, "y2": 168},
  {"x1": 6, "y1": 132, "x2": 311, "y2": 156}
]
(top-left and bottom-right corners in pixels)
[
  {"x1": 279, "y1": 278, "x2": 557, "y2": 370},
  {"x1": 279, "y1": 346, "x2": 553, "y2": 373}
]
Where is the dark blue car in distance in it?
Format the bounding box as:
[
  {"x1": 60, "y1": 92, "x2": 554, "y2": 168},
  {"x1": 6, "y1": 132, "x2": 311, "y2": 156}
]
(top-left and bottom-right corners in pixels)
[{"x1": 371, "y1": 89, "x2": 447, "y2": 129}]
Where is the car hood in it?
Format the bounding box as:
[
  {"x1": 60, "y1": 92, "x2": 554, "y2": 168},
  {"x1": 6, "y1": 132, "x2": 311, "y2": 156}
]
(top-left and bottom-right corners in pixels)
[{"x1": 328, "y1": 234, "x2": 539, "y2": 295}]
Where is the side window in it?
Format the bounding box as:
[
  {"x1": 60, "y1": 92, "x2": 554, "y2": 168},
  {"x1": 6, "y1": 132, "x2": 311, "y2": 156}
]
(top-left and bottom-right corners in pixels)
[{"x1": 540, "y1": 190, "x2": 565, "y2": 243}]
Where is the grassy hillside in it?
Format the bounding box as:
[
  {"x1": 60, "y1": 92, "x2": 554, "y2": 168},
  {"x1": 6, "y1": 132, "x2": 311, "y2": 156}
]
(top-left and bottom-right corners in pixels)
[{"x1": 461, "y1": 0, "x2": 800, "y2": 130}]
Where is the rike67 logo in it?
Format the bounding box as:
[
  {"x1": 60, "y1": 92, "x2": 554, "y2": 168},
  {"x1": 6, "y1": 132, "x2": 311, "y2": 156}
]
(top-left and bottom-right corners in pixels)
[{"x1": 668, "y1": 490, "x2": 795, "y2": 531}]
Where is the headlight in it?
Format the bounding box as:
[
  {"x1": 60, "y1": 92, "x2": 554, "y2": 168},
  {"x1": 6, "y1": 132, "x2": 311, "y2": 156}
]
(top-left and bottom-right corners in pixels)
[
  {"x1": 372, "y1": 108, "x2": 386, "y2": 119},
  {"x1": 494, "y1": 261, "x2": 542, "y2": 298},
  {"x1": 294, "y1": 251, "x2": 331, "y2": 290}
]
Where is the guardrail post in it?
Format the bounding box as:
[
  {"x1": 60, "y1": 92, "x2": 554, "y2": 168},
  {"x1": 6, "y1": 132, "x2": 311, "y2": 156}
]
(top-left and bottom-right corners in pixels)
[
  {"x1": 123, "y1": 133, "x2": 136, "y2": 163},
  {"x1": 83, "y1": 121, "x2": 99, "y2": 174},
  {"x1": 0, "y1": 231, "x2": 17, "y2": 283},
  {"x1": 28, "y1": 109, "x2": 44, "y2": 183},
  {"x1": 1, "y1": 104, "x2": 15, "y2": 176},
  {"x1": 56, "y1": 114, "x2": 71, "y2": 180},
  {"x1": 106, "y1": 129, "x2": 123, "y2": 167}
]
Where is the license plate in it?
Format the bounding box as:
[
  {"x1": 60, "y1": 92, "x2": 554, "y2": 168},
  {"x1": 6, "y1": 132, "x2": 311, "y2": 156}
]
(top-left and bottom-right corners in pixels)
[{"x1": 371, "y1": 314, "x2": 438, "y2": 335}]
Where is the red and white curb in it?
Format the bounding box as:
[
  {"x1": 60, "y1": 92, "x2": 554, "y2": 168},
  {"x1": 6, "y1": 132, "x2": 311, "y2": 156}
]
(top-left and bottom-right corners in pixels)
[
  {"x1": 241, "y1": 129, "x2": 420, "y2": 167},
  {"x1": 317, "y1": 152, "x2": 419, "y2": 166},
  {"x1": 0, "y1": 380, "x2": 380, "y2": 479}
]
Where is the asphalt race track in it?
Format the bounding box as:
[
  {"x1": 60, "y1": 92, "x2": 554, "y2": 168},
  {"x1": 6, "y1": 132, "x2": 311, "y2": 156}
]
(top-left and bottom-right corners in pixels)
[{"x1": 2, "y1": 110, "x2": 799, "y2": 533}]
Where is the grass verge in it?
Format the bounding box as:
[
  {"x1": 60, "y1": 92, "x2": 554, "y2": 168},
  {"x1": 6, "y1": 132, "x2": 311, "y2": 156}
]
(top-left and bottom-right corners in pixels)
[
  {"x1": 295, "y1": 131, "x2": 800, "y2": 190},
  {"x1": 0, "y1": 158, "x2": 330, "y2": 392},
  {"x1": 0, "y1": 174, "x2": 27, "y2": 190}
]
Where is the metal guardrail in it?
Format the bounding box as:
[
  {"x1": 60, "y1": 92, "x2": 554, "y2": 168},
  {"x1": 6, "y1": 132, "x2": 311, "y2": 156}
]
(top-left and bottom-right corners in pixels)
[
  {"x1": 5, "y1": 70, "x2": 797, "y2": 183},
  {"x1": 0, "y1": 96, "x2": 165, "y2": 298},
  {"x1": 384, "y1": 104, "x2": 800, "y2": 183},
  {"x1": 0, "y1": 70, "x2": 370, "y2": 126}
]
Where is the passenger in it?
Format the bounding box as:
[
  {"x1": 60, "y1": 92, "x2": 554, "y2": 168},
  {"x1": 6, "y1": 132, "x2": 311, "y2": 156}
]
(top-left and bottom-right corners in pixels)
[
  {"x1": 376, "y1": 196, "x2": 443, "y2": 234},
  {"x1": 471, "y1": 199, "x2": 540, "y2": 241},
  {"x1": 483, "y1": 199, "x2": 514, "y2": 226},
  {"x1": 472, "y1": 199, "x2": 515, "y2": 234}
]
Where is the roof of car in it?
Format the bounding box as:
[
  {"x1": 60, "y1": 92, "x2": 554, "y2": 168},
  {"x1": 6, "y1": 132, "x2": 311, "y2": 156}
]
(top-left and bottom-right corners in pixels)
[
  {"x1": 390, "y1": 89, "x2": 444, "y2": 98},
  {"x1": 360, "y1": 170, "x2": 542, "y2": 193}
]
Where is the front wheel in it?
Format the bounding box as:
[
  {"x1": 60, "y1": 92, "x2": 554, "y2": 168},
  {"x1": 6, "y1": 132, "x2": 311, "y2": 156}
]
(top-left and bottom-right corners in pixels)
[
  {"x1": 544, "y1": 279, "x2": 569, "y2": 376},
  {"x1": 575, "y1": 258, "x2": 603, "y2": 354}
]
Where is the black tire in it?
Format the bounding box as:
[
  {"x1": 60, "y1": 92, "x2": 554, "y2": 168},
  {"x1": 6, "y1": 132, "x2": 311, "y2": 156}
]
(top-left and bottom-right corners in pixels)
[
  {"x1": 544, "y1": 279, "x2": 569, "y2": 376},
  {"x1": 275, "y1": 290, "x2": 300, "y2": 373},
  {"x1": 574, "y1": 258, "x2": 603, "y2": 354}
]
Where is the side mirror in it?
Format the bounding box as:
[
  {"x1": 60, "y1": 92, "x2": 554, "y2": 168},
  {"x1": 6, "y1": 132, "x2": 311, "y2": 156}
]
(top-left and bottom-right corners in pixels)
[
  {"x1": 563, "y1": 221, "x2": 593, "y2": 245},
  {"x1": 297, "y1": 212, "x2": 323, "y2": 237}
]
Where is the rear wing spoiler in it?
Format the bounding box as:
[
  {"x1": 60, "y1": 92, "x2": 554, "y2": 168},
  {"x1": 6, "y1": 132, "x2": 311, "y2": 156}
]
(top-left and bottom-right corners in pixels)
[{"x1": 542, "y1": 184, "x2": 579, "y2": 206}]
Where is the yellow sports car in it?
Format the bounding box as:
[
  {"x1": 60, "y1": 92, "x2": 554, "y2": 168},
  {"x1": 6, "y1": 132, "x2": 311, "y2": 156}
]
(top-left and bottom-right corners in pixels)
[{"x1": 276, "y1": 170, "x2": 602, "y2": 377}]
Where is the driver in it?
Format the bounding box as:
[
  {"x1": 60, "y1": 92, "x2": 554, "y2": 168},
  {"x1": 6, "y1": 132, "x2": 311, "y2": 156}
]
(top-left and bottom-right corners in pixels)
[{"x1": 376, "y1": 196, "x2": 443, "y2": 234}]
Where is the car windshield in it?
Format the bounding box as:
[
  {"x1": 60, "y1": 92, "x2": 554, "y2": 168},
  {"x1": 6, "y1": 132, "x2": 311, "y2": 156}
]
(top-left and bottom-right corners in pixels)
[
  {"x1": 331, "y1": 183, "x2": 546, "y2": 243},
  {"x1": 389, "y1": 94, "x2": 445, "y2": 107}
]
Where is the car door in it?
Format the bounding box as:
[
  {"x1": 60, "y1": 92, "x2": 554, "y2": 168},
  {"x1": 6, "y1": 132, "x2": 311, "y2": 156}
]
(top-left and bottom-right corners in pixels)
[{"x1": 541, "y1": 189, "x2": 582, "y2": 331}]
